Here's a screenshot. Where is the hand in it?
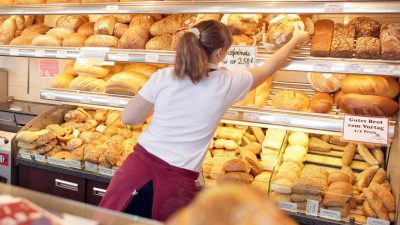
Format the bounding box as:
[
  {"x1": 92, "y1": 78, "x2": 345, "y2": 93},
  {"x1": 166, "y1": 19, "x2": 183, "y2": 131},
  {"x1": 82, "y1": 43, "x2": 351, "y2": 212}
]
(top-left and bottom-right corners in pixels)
[{"x1": 291, "y1": 23, "x2": 308, "y2": 44}]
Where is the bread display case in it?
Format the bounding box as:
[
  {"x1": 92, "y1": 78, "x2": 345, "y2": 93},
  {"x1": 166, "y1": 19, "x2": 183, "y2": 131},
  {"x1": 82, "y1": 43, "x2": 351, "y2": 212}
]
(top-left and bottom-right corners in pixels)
[{"x1": 0, "y1": 1, "x2": 399, "y2": 225}]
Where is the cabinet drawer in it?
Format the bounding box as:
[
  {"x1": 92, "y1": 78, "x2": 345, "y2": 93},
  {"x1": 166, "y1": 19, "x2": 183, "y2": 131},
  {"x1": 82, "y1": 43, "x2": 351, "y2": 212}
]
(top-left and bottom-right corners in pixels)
[
  {"x1": 86, "y1": 179, "x2": 109, "y2": 206},
  {"x1": 19, "y1": 165, "x2": 85, "y2": 202}
]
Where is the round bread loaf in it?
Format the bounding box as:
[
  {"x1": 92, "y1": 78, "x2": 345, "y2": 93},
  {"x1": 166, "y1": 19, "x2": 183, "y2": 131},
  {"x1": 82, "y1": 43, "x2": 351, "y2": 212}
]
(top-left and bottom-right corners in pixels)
[
  {"x1": 307, "y1": 72, "x2": 344, "y2": 93},
  {"x1": 9, "y1": 16, "x2": 25, "y2": 37},
  {"x1": 342, "y1": 75, "x2": 400, "y2": 99},
  {"x1": 31, "y1": 34, "x2": 61, "y2": 46},
  {"x1": 118, "y1": 25, "x2": 150, "y2": 49},
  {"x1": 310, "y1": 92, "x2": 333, "y2": 113},
  {"x1": 77, "y1": 22, "x2": 94, "y2": 37},
  {"x1": 0, "y1": 17, "x2": 16, "y2": 45},
  {"x1": 62, "y1": 33, "x2": 87, "y2": 47},
  {"x1": 114, "y1": 14, "x2": 133, "y2": 24},
  {"x1": 272, "y1": 90, "x2": 310, "y2": 111},
  {"x1": 94, "y1": 15, "x2": 116, "y2": 35},
  {"x1": 47, "y1": 27, "x2": 74, "y2": 40},
  {"x1": 56, "y1": 15, "x2": 86, "y2": 32}
]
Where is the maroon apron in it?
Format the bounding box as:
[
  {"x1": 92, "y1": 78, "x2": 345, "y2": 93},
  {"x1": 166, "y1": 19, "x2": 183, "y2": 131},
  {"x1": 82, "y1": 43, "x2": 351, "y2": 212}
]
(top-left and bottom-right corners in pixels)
[{"x1": 99, "y1": 144, "x2": 199, "y2": 221}]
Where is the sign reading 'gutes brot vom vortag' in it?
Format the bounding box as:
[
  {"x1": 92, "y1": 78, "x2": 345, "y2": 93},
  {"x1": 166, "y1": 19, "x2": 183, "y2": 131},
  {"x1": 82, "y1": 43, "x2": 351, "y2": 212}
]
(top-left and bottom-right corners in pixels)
[
  {"x1": 222, "y1": 46, "x2": 257, "y2": 68},
  {"x1": 342, "y1": 115, "x2": 389, "y2": 145}
]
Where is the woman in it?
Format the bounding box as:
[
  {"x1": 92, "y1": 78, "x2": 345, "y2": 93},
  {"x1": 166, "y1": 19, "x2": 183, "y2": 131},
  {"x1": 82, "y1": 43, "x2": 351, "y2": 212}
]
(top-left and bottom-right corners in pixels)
[{"x1": 100, "y1": 20, "x2": 307, "y2": 221}]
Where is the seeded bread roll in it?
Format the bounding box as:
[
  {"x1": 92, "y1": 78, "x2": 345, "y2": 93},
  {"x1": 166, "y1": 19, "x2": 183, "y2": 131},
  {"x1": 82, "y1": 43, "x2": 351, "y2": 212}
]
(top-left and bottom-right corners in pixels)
[
  {"x1": 356, "y1": 37, "x2": 380, "y2": 59},
  {"x1": 118, "y1": 25, "x2": 150, "y2": 49},
  {"x1": 31, "y1": 34, "x2": 61, "y2": 46},
  {"x1": 310, "y1": 92, "x2": 333, "y2": 113},
  {"x1": 145, "y1": 34, "x2": 172, "y2": 50}
]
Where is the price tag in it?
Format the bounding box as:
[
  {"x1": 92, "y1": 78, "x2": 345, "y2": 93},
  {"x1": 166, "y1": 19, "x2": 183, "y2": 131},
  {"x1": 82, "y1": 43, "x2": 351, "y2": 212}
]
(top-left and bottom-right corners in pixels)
[
  {"x1": 223, "y1": 111, "x2": 239, "y2": 120},
  {"x1": 85, "y1": 162, "x2": 98, "y2": 172},
  {"x1": 367, "y1": 217, "x2": 390, "y2": 225},
  {"x1": 314, "y1": 62, "x2": 332, "y2": 72},
  {"x1": 324, "y1": 3, "x2": 344, "y2": 13},
  {"x1": 34, "y1": 154, "x2": 47, "y2": 163},
  {"x1": 69, "y1": 160, "x2": 82, "y2": 169},
  {"x1": 48, "y1": 157, "x2": 69, "y2": 168},
  {"x1": 342, "y1": 115, "x2": 389, "y2": 145},
  {"x1": 145, "y1": 54, "x2": 159, "y2": 63},
  {"x1": 19, "y1": 152, "x2": 31, "y2": 160},
  {"x1": 105, "y1": 4, "x2": 119, "y2": 12},
  {"x1": 374, "y1": 65, "x2": 394, "y2": 75},
  {"x1": 80, "y1": 96, "x2": 92, "y2": 104},
  {"x1": 306, "y1": 200, "x2": 319, "y2": 216},
  {"x1": 45, "y1": 93, "x2": 56, "y2": 100},
  {"x1": 39, "y1": 60, "x2": 59, "y2": 78},
  {"x1": 115, "y1": 53, "x2": 129, "y2": 61},
  {"x1": 320, "y1": 208, "x2": 341, "y2": 221},
  {"x1": 99, "y1": 166, "x2": 113, "y2": 177},
  {"x1": 278, "y1": 201, "x2": 297, "y2": 213},
  {"x1": 9, "y1": 48, "x2": 19, "y2": 56},
  {"x1": 34, "y1": 49, "x2": 45, "y2": 57},
  {"x1": 345, "y1": 63, "x2": 364, "y2": 74},
  {"x1": 77, "y1": 47, "x2": 109, "y2": 66},
  {"x1": 243, "y1": 112, "x2": 259, "y2": 122},
  {"x1": 222, "y1": 46, "x2": 257, "y2": 68},
  {"x1": 108, "y1": 99, "x2": 128, "y2": 107},
  {"x1": 57, "y1": 50, "x2": 68, "y2": 58}
]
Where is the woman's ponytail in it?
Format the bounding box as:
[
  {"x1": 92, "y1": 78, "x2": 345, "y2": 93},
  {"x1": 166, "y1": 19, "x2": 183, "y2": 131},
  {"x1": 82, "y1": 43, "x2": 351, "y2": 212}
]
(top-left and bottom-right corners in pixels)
[{"x1": 174, "y1": 20, "x2": 232, "y2": 84}]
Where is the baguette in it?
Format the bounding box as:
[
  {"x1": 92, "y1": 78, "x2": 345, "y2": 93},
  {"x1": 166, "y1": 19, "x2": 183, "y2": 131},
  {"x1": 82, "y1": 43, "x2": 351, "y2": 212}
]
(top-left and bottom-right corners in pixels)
[
  {"x1": 363, "y1": 188, "x2": 390, "y2": 220},
  {"x1": 10, "y1": 32, "x2": 40, "y2": 45},
  {"x1": 358, "y1": 144, "x2": 379, "y2": 166},
  {"x1": 342, "y1": 143, "x2": 356, "y2": 166},
  {"x1": 356, "y1": 166, "x2": 379, "y2": 191},
  {"x1": 73, "y1": 62, "x2": 110, "y2": 78},
  {"x1": 369, "y1": 183, "x2": 396, "y2": 212}
]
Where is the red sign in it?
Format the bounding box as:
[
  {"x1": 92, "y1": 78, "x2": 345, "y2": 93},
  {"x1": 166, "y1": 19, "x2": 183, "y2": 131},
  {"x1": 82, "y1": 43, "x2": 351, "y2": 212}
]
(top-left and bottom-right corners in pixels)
[
  {"x1": 0, "y1": 153, "x2": 9, "y2": 166},
  {"x1": 39, "y1": 59, "x2": 60, "y2": 78}
]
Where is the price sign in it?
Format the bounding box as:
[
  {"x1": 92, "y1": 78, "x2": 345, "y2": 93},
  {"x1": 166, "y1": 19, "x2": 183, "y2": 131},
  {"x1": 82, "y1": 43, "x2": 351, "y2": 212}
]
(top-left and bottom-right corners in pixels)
[
  {"x1": 57, "y1": 50, "x2": 68, "y2": 58},
  {"x1": 69, "y1": 160, "x2": 82, "y2": 169},
  {"x1": 9, "y1": 48, "x2": 19, "y2": 56},
  {"x1": 374, "y1": 65, "x2": 394, "y2": 75},
  {"x1": 34, "y1": 154, "x2": 47, "y2": 163},
  {"x1": 77, "y1": 47, "x2": 109, "y2": 66},
  {"x1": 343, "y1": 115, "x2": 389, "y2": 145},
  {"x1": 19, "y1": 152, "x2": 31, "y2": 160},
  {"x1": 105, "y1": 4, "x2": 119, "y2": 12},
  {"x1": 367, "y1": 217, "x2": 390, "y2": 225},
  {"x1": 223, "y1": 111, "x2": 239, "y2": 120},
  {"x1": 115, "y1": 53, "x2": 129, "y2": 61},
  {"x1": 145, "y1": 54, "x2": 159, "y2": 63},
  {"x1": 48, "y1": 157, "x2": 69, "y2": 167},
  {"x1": 99, "y1": 167, "x2": 113, "y2": 177},
  {"x1": 306, "y1": 200, "x2": 319, "y2": 216},
  {"x1": 222, "y1": 46, "x2": 257, "y2": 68},
  {"x1": 278, "y1": 201, "x2": 297, "y2": 213},
  {"x1": 85, "y1": 162, "x2": 98, "y2": 172},
  {"x1": 324, "y1": 3, "x2": 344, "y2": 13},
  {"x1": 345, "y1": 63, "x2": 364, "y2": 74},
  {"x1": 80, "y1": 96, "x2": 92, "y2": 104},
  {"x1": 34, "y1": 49, "x2": 45, "y2": 57},
  {"x1": 314, "y1": 62, "x2": 332, "y2": 72},
  {"x1": 320, "y1": 208, "x2": 341, "y2": 221}
]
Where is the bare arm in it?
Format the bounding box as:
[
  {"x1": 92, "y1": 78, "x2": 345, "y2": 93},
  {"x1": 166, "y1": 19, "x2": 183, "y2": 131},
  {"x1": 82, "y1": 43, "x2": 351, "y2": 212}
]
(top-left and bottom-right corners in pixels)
[
  {"x1": 122, "y1": 94, "x2": 154, "y2": 125},
  {"x1": 249, "y1": 26, "x2": 308, "y2": 89}
]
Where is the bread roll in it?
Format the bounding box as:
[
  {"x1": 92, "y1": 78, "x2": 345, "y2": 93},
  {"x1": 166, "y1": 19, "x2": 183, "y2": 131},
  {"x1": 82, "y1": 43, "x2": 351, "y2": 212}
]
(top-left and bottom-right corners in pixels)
[
  {"x1": 358, "y1": 144, "x2": 379, "y2": 166},
  {"x1": 77, "y1": 22, "x2": 94, "y2": 37},
  {"x1": 85, "y1": 34, "x2": 118, "y2": 48},
  {"x1": 10, "y1": 32, "x2": 40, "y2": 45},
  {"x1": 94, "y1": 16, "x2": 116, "y2": 35},
  {"x1": 292, "y1": 177, "x2": 327, "y2": 195},
  {"x1": 271, "y1": 179, "x2": 293, "y2": 194},
  {"x1": 363, "y1": 188, "x2": 390, "y2": 220},
  {"x1": 62, "y1": 33, "x2": 86, "y2": 47},
  {"x1": 307, "y1": 72, "x2": 344, "y2": 93},
  {"x1": 113, "y1": 14, "x2": 133, "y2": 24},
  {"x1": 328, "y1": 171, "x2": 350, "y2": 185},
  {"x1": 47, "y1": 27, "x2": 74, "y2": 40},
  {"x1": 0, "y1": 18, "x2": 16, "y2": 45},
  {"x1": 129, "y1": 15, "x2": 155, "y2": 30},
  {"x1": 369, "y1": 183, "x2": 395, "y2": 212},
  {"x1": 323, "y1": 181, "x2": 352, "y2": 207},
  {"x1": 272, "y1": 90, "x2": 310, "y2": 111},
  {"x1": 342, "y1": 75, "x2": 400, "y2": 99},
  {"x1": 150, "y1": 14, "x2": 185, "y2": 36},
  {"x1": 113, "y1": 22, "x2": 128, "y2": 39},
  {"x1": 0, "y1": 0, "x2": 13, "y2": 5},
  {"x1": 223, "y1": 159, "x2": 250, "y2": 173},
  {"x1": 371, "y1": 148, "x2": 384, "y2": 168},
  {"x1": 342, "y1": 143, "x2": 357, "y2": 166},
  {"x1": 118, "y1": 25, "x2": 150, "y2": 49},
  {"x1": 145, "y1": 34, "x2": 172, "y2": 50},
  {"x1": 73, "y1": 62, "x2": 110, "y2": 78},
  {"x1": 50, "y1": 72, "x2": 75, "y2": 89},
  {"x1": 310, "y1": 92, "x2": 333, "y2": 113},
  {"x1": 56, "y1": 15, "x2": 86, "y2": 32},
  {"x1": 371, "y1": 168, "x2": 386, "y2": 185},
  {"x1": 31, "y1": 34, "x2": 61, "y2": 46},
  {"x1": 338, "y1": 93, "x2": 399, "y2": 117},
  {"x1": 105, "y1": 71, "x2": 148, "y2": 95},
  {"x1": 356, "y1": 166, "x2": 379, "y2": 191},
  {"x1": 14, "y1": 0, "x2": 45, "y2": 3},
  {"x1": 63, "y1": 61, "x2": 77, "y2": 76},
  {"x1": 21, "y1": 23, "x2": 49, "y2": 36},
  {"x1": 10, "y1": 16, "x2": 25, "y2": 37},
  {"x1": 69, "y1": 76, "x2": 106, "y2": 92}
]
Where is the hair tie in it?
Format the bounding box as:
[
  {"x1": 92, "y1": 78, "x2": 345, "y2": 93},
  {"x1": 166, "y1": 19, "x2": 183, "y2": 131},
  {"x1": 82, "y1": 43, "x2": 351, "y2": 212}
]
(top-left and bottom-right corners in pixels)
[{"x1": 189, "y1": 28, "x2": 200, "y2": 40}]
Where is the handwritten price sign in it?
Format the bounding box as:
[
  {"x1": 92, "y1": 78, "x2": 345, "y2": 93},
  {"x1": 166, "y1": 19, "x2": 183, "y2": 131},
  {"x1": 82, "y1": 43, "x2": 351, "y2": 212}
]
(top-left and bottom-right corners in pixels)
[{"x1": 222, "y1": 46, "x2": 257, "y2": 68}]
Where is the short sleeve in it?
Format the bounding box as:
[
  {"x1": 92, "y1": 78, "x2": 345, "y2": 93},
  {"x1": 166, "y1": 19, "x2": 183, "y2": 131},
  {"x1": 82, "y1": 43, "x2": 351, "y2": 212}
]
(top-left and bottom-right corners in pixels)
[
  {"x1": 138, "y1": 73, "x2": 158, "y2": 104},
  {"x1": 227, "y1": 67, "x2": 253, "y2": 104}
]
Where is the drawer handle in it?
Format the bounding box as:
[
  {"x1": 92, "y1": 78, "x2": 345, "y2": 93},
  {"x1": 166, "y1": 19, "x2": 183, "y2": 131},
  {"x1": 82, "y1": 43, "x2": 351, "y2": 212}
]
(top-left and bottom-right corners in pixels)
[
  {"x1": 55, "y1": 179, "x2": 78, "y2": 192},
  {"x1": 93, "y1": 187, "x2": 106, "y2": 197}
]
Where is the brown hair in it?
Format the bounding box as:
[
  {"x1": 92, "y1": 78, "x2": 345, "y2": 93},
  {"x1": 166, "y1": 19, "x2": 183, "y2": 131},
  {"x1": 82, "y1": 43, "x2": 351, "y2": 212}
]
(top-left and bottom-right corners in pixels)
[{"x1": 174, "y1": 20, "x2": 232, "y2": 84}]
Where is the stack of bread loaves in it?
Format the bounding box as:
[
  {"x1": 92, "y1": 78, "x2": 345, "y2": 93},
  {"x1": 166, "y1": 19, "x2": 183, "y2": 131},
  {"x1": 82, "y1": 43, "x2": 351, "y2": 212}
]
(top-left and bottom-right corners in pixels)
[{"x1": 322, "y1": 171, "x2": 353, "y2": 217}]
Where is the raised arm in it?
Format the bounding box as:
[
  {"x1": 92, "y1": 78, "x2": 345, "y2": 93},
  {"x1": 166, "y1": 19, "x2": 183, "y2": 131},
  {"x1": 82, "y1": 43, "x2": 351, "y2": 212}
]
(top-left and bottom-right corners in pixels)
[
  {"x1": 122, "y1": 94, "x2": 154, "y2": 125},
  {"x1": 249, "y1": 25, "x2": 308, "y2": 89}
]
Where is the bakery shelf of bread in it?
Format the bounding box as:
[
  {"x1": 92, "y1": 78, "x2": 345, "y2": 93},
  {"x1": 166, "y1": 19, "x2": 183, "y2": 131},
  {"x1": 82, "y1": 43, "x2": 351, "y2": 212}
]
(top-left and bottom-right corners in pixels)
[{"x1": 0, "y1": 1, "x2": 399, "y2": 15}]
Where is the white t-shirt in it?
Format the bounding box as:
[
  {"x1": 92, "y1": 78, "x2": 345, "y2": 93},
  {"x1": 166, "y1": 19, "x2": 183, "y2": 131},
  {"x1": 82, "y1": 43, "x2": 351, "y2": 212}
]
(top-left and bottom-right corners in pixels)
[{"x1": 138, "y1": 66, "x2": 253, "y2": 171}]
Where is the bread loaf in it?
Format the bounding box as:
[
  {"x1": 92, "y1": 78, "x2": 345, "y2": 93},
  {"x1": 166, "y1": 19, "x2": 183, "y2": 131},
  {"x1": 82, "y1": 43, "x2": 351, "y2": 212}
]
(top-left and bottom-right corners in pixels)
[
  {"x1": 73, "y1": 62, "x2": 110, "y2": 78},
  {"x1": 264, "y1": 14, "x2": 304, "y2": 50},
  {"x1": 69, "y1": 76, "x2": 106, "y2": 92},
  {"x1": 56, "y1": 15, "x2": 86, "y2": 32},
  {"x1": 31, "y1": 34, "x2": 61, "y2": 46},
  {"x1": 63, "y1": 61, "x2": 77, "y2": 76},
  {"x1": 9, "y1": 16, "x2": 24, "y2": 37},
  {"x1": 350, "y1": 17, "x2": 381, "y2": 38},
  {"x1": 146, "y1": 34, "x2": 172, "y2": 50},
  {"x1": 307, "y1": 72, "x2": 344, "y2": 93},
  {"x1": 328, "y1": 171, "x2": 350, "y2": 185},
  {"x1": 310, "y1": 92, "x2": 333, "y2": 113},
  {"x1": 118, "y1": 25, "x2": 150, "y2": 49},
  {"x1": 47, "y1": 27, "x2": 74, "y2": 40},
  {"x1": 370, "y1": 183, "x2": 395, "y2": 212},
  {"x1": 113, "y1": 22, "x2": 128, "y2": 39},
  {"x1": 363, "y1": 188, "x2": 390, "y2": 220},
  {"x1": 150, "y1": 14, "x2": 185, "y2": 36},
  {"x1": 358, "y1": 144, "x2": 379, "y2": 166},
  {"x1": 10, "y1": 32, "x2": 40, "y2": 45},
  {"x1": 330, "y1": 36, "x2": 354, "y2": 58},
  {"x1": 342, "y1": 75, "x2": 399, "y2": 99},
  {"x1": 85, "y1": 34, "x2": 118, "y2": 48},
  {"x1": 333, "y1": 23, "x2": 355, "y2": 38},
  {"x1": 113, "y1": 14, "x2": 133, "y2": 24},
  {"x1": 0, "y1": 18, "x2": 16, "y2": 45},
  {"x1": 223, "y1": 159, "x2": 250, "y2": 173},
  {"x1": 370, "y1": 168, "x2": 386, "y2": 185},
  {"x1": 338, "y1": 93, "x2": 399, "y2": 117},
  {"x1": 292, "y1": 177, "x2": 327, "y2": 195},
  {"x1": 122, "y1": 63, "x2": 159, "y2": 77},
  {"x1": 371, "y1": 148, "x2": 384, "y2": 168},
  {"x1": 81, "y1": 0, "x2": 117, "y2": 2},
  {"x1": 94, "y1": 16, "x2": 116, "y2": 35},
  {"x1": 323, "y1": 181, "x2": 352, "y2": 207},
  {"x1": 23, "y1": 15, "x2": 34, "y2": 29},
  {"x1": 363, "y1": 201, "x2": 377, "y2": 217},
  {"x1": 50, "y1": 73, "x2": 75, "y2": 89},
  {"x1": 356, "y1": 37, "x2": 381, "y2": 59},
  {"x1": 380, "y1": 23, "x2": 400, "y2": 60},
  {"x1": 105, "y1": 71, "x2": 148, "y2": 95},
  {"x1": 47, "y1": 0, "x2": 80, "y2": 2},
  {"x1": 311, "y1": 20, "x2": 334, "y2": 57},
  {"x1": 77, "y1": 22, "x2": 94, "y2": 37},
  {"x1": 272, "y1": 90, "x2": 310, "y2": 111},
  {"x1": 255, "y1": 78, "x2": 272, "y2": 107},
  {"x1": 62, "y1": 33, "x2": 86, "y2": 47},
  {"x1": 14, "y1": 0, "x2": 45, "y2": 3},
  {"x1": 21, "y1": 23, "x2": 49, "y2": 36},
  {"x1": 129, "y1": 15, "x2": 155, "y2": 30}
]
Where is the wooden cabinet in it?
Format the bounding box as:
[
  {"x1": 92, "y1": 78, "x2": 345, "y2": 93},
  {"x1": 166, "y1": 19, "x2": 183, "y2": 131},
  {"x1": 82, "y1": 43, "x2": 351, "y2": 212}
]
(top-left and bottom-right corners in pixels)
[
  {"x1": 19, "y1": 165, "x2": 86, "y2": 202},
  {"x1": 86, "y1": 179, "x2": 109, "y2": 206}
]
